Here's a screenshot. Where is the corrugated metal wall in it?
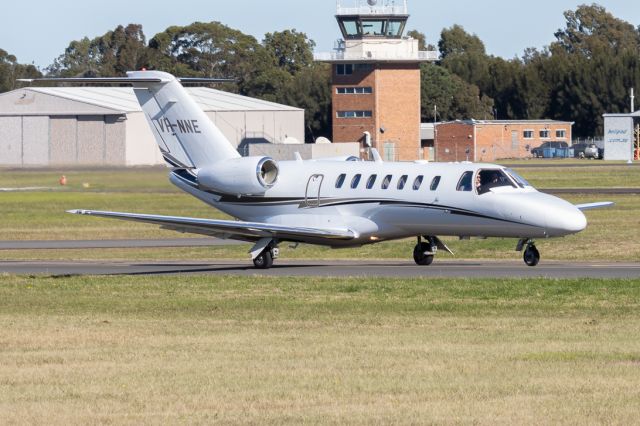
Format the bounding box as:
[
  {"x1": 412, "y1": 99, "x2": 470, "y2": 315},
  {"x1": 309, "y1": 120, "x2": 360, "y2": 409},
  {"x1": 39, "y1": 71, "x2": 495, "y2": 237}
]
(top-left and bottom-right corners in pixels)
[{"x1": 0, "y1": 115, "x2": 127, "y2": 166}]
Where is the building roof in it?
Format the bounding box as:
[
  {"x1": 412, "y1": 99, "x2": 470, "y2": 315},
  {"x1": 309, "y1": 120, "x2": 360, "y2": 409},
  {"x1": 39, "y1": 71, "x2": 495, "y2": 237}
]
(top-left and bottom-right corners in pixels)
[
  {"x1": 439, "y1": 119, "x2": 574, "y2": 126},
  {"x1": 603, "y1": 110, "x2": 640, "y2": 118},
  {"x1": 0, "y1": 87, "x2": 302, "y2": 116}
]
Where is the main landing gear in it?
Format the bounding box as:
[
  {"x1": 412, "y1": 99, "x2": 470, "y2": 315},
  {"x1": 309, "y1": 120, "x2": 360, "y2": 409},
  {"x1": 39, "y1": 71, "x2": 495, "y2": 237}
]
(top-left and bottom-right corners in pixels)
[
  {"x1": 517, "y1": 238, "x2": 540, "y2": 267},
  {"x1": 250, "y1": 238, "x2": 279, "y2": 269},
  {"x1": 413, "y1": 236, "x2": 453, "y2": 266}
]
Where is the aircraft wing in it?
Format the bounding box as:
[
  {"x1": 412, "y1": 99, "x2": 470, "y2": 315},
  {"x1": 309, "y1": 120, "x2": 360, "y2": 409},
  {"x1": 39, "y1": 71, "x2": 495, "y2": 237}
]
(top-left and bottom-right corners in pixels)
[
  {"x1": 67, "y1": 210, "x2": 356, "y2": 242},
  {"x1": 575, "y1": 202, "x2": 615, "y2": 211}
]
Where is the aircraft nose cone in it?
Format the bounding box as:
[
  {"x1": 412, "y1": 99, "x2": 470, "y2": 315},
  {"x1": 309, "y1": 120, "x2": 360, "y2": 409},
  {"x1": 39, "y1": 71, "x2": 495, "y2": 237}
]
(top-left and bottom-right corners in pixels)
[{"x1": 547, "y1": 204, "x2": 587, "y2": 236}]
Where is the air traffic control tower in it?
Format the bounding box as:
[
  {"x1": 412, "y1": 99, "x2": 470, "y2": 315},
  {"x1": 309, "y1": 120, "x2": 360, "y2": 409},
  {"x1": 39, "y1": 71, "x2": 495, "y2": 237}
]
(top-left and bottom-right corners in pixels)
[{"x1": 315, "y1": 0, "x2": 437, "y2": 161}]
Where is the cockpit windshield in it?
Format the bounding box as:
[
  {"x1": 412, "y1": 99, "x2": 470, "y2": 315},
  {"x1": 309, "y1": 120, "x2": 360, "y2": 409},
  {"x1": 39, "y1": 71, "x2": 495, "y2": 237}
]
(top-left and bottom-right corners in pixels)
[
  {"x1": 504, "y1": 168, "x2": 532, "y2": 188},
  {"x1": 476, "y1": 169, "x2": 517, "y2": 195}
]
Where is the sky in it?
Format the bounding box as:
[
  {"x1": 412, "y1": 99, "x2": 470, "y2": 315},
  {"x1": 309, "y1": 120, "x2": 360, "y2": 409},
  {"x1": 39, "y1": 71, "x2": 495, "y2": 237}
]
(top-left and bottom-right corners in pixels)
[{"x1": 3, "y1": 0, "x2": 640, "y2": 69}]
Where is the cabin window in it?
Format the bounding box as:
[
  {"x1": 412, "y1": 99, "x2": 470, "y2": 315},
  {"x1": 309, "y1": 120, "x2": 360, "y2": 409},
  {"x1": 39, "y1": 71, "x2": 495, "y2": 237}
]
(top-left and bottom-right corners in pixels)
[
  {"x1": 476, "y1": 169, "x2": 517, "y2": 194},
  {"x1": 351, "y1": 174, "x2": 362, "y2": 189},
  {"x1": 366, "y1": 174, "x2": 377, "y2": 189},
  {"x1": 430, "y1": 176, "x2": 441, "y2": 191},
  {"x1": 456, "y1": 171, "x2": 474, "y2": 192},
  {"x1": 397, "y1": 175, "x2": 408, "y2": 190},
  {"x1": 381, "y1": 174, "x2": 392, "y2": 189},
  {"x1": 413, "y1": 176, "x2": 424, "y2": 190},
  {"x1": 335, "y1": 174, "x2": 346, "y2": 189}
]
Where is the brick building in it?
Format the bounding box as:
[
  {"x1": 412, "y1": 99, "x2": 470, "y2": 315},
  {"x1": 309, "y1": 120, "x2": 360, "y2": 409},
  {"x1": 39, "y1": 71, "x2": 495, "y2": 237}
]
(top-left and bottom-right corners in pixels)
[
  {"x1": 435, "y1": 120, "x2": 574, "y2": 162},
  {"x1": 315, "y1": 0, "x2": 437, "y2": 161}
]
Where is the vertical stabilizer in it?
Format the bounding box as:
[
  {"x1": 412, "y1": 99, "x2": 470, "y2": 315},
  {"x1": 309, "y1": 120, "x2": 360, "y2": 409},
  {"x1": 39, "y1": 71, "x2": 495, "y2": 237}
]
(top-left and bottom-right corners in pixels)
[{"x1": 128, "y1": 71, "x2": 240, "y2": 169}]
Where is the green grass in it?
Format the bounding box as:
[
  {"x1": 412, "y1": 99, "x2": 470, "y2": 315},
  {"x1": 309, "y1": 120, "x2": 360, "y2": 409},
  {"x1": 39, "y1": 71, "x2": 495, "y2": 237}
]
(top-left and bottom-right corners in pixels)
[
  {"x1": 1, "y1": 275, "x2": 639, "y2": 424},
  {"x1": 517, "y1": 165, "x2": 640, "y2": 188}
]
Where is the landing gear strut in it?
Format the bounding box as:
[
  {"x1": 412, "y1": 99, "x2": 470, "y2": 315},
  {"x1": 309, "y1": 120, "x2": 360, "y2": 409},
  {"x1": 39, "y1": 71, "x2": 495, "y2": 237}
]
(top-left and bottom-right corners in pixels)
[
  {"x1": 250, "y1": 238, "x2": 279, "y2": 269},
  {"x1": 517, "y1": 239, "x2": 540, "y2": 267}
]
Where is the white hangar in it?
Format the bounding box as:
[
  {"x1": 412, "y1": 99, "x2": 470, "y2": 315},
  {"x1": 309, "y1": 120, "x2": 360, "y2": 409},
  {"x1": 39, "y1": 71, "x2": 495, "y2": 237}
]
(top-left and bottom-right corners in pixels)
[{"x1": 0, "y1": 87, "x2": 305, "y2": 167}]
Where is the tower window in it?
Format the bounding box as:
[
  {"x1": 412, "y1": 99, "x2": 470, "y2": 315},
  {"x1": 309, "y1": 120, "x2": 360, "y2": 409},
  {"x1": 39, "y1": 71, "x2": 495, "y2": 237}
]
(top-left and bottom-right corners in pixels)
[
  {"x1": 337, "y1": 111, "x2": 373, "y2": 119},
  {"x1": 336, "y1": 64, "x2": 353, "y2": 75},
  {"x1": 336, "y1": 87, "x2": 373, "y2": 94}
]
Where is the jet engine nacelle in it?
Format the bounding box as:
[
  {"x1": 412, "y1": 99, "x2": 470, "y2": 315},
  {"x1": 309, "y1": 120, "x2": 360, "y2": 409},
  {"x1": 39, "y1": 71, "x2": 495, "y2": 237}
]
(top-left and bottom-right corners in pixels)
[{"x1": 197, "y1": 156, "x2": 279, "y2": 195}]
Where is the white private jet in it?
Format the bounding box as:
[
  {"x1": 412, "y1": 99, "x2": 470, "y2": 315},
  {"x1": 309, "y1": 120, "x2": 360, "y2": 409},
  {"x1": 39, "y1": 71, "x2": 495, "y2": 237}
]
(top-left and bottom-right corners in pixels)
[{"x1": 21, "y1": 71, "x2": 613, "y2": 269}]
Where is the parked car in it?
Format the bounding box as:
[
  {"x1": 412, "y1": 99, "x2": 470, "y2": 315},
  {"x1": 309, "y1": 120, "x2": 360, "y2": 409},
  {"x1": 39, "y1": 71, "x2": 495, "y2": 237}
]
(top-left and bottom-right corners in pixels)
[
  {"x1": 530, "y1": 141, "x2": 569, "y2": 158},
  {"x1": 582, "y1": 144, "x2": 601, "y2": 159}
]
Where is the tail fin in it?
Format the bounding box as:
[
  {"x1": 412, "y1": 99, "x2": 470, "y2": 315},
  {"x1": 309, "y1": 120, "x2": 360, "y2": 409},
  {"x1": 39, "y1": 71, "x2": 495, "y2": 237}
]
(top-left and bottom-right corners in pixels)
[{"x1": 128, "y1": 71, "x2": 240, "y2": 169}]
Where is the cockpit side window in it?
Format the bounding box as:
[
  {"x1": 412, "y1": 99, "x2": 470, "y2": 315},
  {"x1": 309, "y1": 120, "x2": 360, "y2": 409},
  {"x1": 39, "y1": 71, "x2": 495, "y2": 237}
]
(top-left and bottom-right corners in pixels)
[
  {"x1": 476, "y1": 169, "x2": 517, "y2": 194},
  {"x1": 505, "y1": 168, "x2": 532, "y2": 188},
  {"x1": 456, "y1": 171, "x2": 474, "y2": 192}
]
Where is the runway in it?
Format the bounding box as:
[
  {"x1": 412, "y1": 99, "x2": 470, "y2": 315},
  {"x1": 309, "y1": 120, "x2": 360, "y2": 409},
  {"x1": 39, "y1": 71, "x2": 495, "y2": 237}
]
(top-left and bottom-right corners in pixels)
[{"x1": 1, "y1": 259, "x2": 638, "y2": 278}]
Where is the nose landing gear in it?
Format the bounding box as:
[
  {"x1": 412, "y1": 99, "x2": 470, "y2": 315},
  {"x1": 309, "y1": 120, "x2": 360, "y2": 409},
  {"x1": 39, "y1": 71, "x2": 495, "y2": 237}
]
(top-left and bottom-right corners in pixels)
[
  {"x1": 413, "y1": 236, "x2": 453, "y2": 266},
  {"x1": 517, "y1": 238, "x2": 540, "y2": 267}
]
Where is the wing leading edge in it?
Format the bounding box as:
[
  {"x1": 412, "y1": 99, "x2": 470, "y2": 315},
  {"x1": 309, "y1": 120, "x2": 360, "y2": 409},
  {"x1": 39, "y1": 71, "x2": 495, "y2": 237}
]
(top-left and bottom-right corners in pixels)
[{"x1": 67, "y1": 210, "x2": 356, "y2": 242}]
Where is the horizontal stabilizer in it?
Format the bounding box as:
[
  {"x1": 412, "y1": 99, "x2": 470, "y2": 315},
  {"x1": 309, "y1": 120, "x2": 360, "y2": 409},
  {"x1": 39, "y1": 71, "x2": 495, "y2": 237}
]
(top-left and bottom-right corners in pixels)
[
  {"x1": 575, "y1": 202, "x2": 615, "y2": 211},
  {"x1": 67, "y1": 210, "x2": 355, "y2": 242},
  {"x1": 18, "y1": 77, "x2": 232, "y2": 85}
]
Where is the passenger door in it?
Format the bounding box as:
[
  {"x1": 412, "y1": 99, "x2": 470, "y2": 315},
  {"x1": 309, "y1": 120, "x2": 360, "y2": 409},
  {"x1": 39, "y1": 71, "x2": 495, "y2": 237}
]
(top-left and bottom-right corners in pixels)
[{"x1": 305, "y1": 174, "x2": 324, "y2": 208}]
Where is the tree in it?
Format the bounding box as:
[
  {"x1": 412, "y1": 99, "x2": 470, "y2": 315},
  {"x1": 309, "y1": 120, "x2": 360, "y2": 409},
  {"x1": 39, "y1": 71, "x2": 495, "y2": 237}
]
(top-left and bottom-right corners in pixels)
[
  {"x1": 438, "y1": 25, "x2": 490, "y2": 95},
  {"x1": 553, "y1": 4, "x2": 640, "y2": 57},
  {"x1": 47, "y1": 24, "x2": 149, "y2": 77},
  {"x1": 407, "y1": 30, "x2": 427, "y2": 51},
  {"x1": 0, "y1": 49, "x2": 41, "y2": 92},
  {"x1": 263, "y1": 29, "x2": 315, "y2": 75},
  {"x1": 279, "y1": 63, "x2": 332, "y2": 141},
  {"x1": 420, "y1": 63, "x2": 494, "y2": 122}
]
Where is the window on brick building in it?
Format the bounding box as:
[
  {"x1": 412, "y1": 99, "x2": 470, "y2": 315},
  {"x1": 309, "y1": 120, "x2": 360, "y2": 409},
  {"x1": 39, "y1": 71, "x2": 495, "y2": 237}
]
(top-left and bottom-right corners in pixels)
[
  {"x1": 336, "y1": 87, "x2": 373, "y2": 94},
  {"x1": 337, "y1": 111, "x2": 373, "y2": 118},
  {"x1": 540, "y1": 129, "x2": 550, "y2": 138},
  {"x1": 523, "y1": 130, "x2": 534, "y2": 139},
  {"x1": 336, "y1": 64, "x2": 353, "y2": 75},
  {"x1": 556, "y1": 129, "x2": 567, "y2": 138}
]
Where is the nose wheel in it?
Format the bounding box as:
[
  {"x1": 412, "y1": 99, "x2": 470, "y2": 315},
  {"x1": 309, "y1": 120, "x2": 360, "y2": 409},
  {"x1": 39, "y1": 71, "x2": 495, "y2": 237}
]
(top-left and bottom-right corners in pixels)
[
  {"x1": 518, "y1": 239, "x2": 540, "y2": 267},
  {"x1": 413, "y1": 242, "x2": 435, "y2": 266}
]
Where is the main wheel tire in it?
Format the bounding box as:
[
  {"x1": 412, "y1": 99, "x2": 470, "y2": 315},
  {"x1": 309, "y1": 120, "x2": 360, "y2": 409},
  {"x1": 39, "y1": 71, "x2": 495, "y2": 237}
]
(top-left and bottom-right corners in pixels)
[
  {"x1": 413, "y1": 243, "x2": 435, "y2": 266},
  {"x1": 253, "y1": 250, "x2": 274, "y2": 269},
  {"x1": 523, "y1": 245, "x2": 540, "y2": 267}
]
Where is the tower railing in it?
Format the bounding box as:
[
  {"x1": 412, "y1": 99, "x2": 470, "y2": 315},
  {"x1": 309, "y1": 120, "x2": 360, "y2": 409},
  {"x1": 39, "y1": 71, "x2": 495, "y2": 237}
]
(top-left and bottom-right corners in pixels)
[
  {"x1": 336, "y1": 0, "x2": 408, "y2": 15},
  {"x1": 314, "y1": 50, "x2": 438, "y2": 61}
]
